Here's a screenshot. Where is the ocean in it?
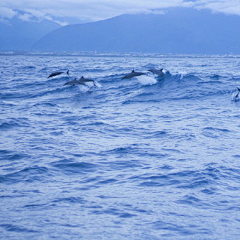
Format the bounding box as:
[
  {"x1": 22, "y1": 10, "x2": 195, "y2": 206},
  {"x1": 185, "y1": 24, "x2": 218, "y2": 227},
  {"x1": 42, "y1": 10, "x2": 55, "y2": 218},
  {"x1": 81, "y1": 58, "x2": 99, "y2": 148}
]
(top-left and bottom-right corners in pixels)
[{"x1": 1, "y1": 54, "x2": 240, "y2": 239}]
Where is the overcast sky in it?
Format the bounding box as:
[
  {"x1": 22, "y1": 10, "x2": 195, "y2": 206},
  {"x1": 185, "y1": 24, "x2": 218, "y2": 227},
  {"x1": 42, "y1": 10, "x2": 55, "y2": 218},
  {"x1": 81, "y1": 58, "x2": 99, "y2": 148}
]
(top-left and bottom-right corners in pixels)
[{"x1": 1, "y1": 0, "x2": 240, "y2": 25}]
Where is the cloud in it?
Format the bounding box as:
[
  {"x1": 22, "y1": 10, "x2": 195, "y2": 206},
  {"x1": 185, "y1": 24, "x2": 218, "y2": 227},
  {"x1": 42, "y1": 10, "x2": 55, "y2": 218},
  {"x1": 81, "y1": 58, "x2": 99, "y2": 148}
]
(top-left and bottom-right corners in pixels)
[
  {"x1": 0, "y1": 0, "x2": 240, "y2": 25},
  {"x1": 0, "y1": 0, "x2": 192, "y2": 23},
  {"x1": 18, "y1": 13, "x2": 32, "y2": 22},
  {"x1": 195, "y1": 0, "x2": 240, "y2": 16},
  {"x1": 0, "y1": 7, "x2": 17, "y2": 19}
]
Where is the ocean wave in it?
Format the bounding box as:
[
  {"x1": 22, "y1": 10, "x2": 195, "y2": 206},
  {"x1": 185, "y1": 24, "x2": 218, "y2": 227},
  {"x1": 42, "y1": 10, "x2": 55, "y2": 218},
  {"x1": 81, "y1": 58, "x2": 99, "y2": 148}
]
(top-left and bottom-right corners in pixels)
[
  {"x1": 0, "y1": 150, "x2": 29, "y2": 161},
  {"x1": 134, "y1": 166, "x2": 221, "y2": 190},
  {"x1": 52, "y1": 196, "x2": 85, "y2": 204},
  {"x1": 1, "y1": 55, "x2": 240, "y2": 239},
  {"x1": 0, "y1": 118, "x2": 30, "y2": 130},
  {"x1": 0, "y1": 224, "x2": 38, "y2": 233},
  {"x1": 202, "y1": 127, "x2": 232, "y2": 138},
  {"x1": 51, "y1": 160, "x2": 98, "y2": 174},
  {"x1": 0, "y1": 166, "x2": 49, "y2": 184},
  {"x1": 18, "y1": 66, "x2": 36, "y2": 70}
]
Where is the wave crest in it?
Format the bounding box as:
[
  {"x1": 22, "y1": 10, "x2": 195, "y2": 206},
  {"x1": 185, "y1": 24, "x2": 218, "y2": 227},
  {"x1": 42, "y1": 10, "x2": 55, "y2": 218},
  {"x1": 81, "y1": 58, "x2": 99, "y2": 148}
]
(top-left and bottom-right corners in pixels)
[{"x1": 137, "y1": 75, "x2": 157, "y2": 85}]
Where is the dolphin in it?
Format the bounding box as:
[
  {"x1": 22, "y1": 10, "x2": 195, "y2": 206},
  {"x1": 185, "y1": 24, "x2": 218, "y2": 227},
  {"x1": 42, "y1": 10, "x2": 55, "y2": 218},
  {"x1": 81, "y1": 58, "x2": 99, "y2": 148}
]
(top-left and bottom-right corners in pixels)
[
  {"x1": 148, "y1": 68, "x2": 165, "y2": 76},
  {"x1": 122, "y1": 70, "x2": 146, "y2": 79},
  {"x1": 64, "y1": 78, "x2": 86, "y2": 86},
  {"x1": 78, "y1": 76, "x2": 97, "y2": 86},
  {"x1": 48, "y1": 70, "x2": 69, "y2": 79},
  {"x1": 64, "y1": 76, "x2": 97, "y2": 89}
]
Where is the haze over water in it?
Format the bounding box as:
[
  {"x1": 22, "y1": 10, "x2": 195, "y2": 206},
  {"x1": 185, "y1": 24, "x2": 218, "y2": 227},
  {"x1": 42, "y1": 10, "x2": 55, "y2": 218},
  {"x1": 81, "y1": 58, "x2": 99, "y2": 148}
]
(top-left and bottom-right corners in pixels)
[{"x1": 1, "y1": 54, "x2": 240, "y2": 239}]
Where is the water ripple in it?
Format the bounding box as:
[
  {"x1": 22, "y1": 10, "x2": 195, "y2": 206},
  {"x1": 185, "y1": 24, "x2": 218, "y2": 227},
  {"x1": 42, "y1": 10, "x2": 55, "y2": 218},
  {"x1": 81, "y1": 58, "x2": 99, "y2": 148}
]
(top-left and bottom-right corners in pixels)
[{"x1": 1, "y1": 55, "x2": 240, "y2": 239}]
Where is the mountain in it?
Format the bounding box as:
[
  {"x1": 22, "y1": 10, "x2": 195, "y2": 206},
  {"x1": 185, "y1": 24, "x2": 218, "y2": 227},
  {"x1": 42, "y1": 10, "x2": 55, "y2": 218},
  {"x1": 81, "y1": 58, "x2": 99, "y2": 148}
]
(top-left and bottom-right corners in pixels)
[
  {"x1": 32, "y1": 7, "x2": 240, "y2": 54},
  {"x1": 0, "y1": 16, "x2": 61, "y2": 51}
]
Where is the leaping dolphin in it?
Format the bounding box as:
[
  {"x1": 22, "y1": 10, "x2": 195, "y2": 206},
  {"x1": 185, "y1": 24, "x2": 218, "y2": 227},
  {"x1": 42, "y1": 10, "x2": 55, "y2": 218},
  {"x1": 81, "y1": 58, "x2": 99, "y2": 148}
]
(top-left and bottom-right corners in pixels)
[
  {"x1": 64, "y1": 76, "x2": 97, "y2": 89},
  {"x1": 48, "y1": 70, "x2": 69, "y2": 79},
  {"x1": 148, "y1": 68, "x2": 165, "y2": 76},
  {"x1": 78, "y1": 76, "x2": 97, "y2": 86},
  {"x1": 122, "y1": 70, "x2": 146, "y2": 79},
  {"x1": 64, "y1": 78, "x2": 86, "y2": 86}
]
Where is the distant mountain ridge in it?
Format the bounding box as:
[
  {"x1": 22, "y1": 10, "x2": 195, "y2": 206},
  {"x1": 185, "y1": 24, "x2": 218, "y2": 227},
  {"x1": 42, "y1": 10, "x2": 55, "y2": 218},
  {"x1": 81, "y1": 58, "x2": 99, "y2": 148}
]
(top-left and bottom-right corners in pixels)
[
  {"x1": 32, "y1": 7, "x2": 240, "y2": 54},
  {"x1": 0, "y1": 16, "x2": 61, "y2": 51}
]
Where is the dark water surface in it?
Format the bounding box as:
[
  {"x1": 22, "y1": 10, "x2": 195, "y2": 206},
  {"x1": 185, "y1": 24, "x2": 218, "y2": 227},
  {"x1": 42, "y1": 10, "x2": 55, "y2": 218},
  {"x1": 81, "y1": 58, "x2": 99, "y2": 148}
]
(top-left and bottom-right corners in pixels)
[{"x1": 1, "y1": 55, "x2": 240, "y2": 239}]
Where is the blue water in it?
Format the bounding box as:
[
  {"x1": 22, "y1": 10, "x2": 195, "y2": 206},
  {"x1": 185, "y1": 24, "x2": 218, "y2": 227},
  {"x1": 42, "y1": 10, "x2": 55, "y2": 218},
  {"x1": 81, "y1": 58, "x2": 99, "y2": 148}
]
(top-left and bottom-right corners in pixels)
[{"x1": 1, "y1": 54, "x2": 240, "y2": 239}]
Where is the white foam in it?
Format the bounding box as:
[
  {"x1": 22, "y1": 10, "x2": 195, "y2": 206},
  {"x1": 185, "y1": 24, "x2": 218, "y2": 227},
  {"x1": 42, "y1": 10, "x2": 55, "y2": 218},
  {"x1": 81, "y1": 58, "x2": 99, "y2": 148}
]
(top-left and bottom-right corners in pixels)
[
  {"x1": 178, "y1": 71, "x2": 188, "y2": 79},
  {"x1": 77, "y1": 81, "x2": 101, "y2": 92},
  {"x1": 95, "y1": 82, "x2": 102, "y2": 88},
  {"x1": 137, "y1": 75, "x2": 157, "y2": 86},
  {"x1": 77, "y1": 85, "x2": 90, "y2": 92}
]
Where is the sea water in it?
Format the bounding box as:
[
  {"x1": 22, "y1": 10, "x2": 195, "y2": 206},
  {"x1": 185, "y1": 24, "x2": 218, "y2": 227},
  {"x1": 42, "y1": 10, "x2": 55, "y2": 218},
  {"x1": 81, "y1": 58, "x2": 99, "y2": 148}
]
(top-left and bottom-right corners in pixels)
[{"x1": 1, "y1": 54, "x2": 240, "y2": 239}]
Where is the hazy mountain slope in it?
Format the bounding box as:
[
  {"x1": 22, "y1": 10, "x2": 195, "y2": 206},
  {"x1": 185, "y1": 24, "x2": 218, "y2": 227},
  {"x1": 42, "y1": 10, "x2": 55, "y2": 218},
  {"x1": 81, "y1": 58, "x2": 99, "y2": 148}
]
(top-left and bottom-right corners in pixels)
[
  {"x1": 0, "y1": 17, "x2": 61, "y2": 51},
  {"x1": 32, "y1": 8, "x2": 240, "y2": 54}
]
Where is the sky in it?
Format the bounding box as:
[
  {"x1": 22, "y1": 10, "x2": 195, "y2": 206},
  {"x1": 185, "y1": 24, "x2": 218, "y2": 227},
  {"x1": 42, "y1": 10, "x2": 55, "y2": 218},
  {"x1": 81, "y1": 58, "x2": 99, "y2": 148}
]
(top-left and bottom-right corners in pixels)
[{"x1": 1, "y1": 0, "x2": 240, "y2": 25}]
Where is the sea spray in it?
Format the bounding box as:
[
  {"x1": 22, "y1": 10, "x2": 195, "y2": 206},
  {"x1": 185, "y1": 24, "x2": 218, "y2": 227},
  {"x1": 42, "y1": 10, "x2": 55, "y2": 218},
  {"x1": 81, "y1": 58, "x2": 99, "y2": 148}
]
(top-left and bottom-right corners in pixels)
[{"x1": 137, "y1": 75, "x2": 157, "y2": 86}]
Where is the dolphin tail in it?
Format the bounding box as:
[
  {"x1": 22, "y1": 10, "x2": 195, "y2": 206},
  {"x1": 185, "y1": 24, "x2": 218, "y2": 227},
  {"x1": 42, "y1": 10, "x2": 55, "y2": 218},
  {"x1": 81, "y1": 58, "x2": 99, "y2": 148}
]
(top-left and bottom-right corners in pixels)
[
  {"x1": 67, "y1": 70, "x2": 69, "y2": 75},
  {"x1": 233, "y1": 87, "x2": 240, "y2": 99},
  {"x1": 236, "y1": 90, "x2": 240, "y2": 98}
]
